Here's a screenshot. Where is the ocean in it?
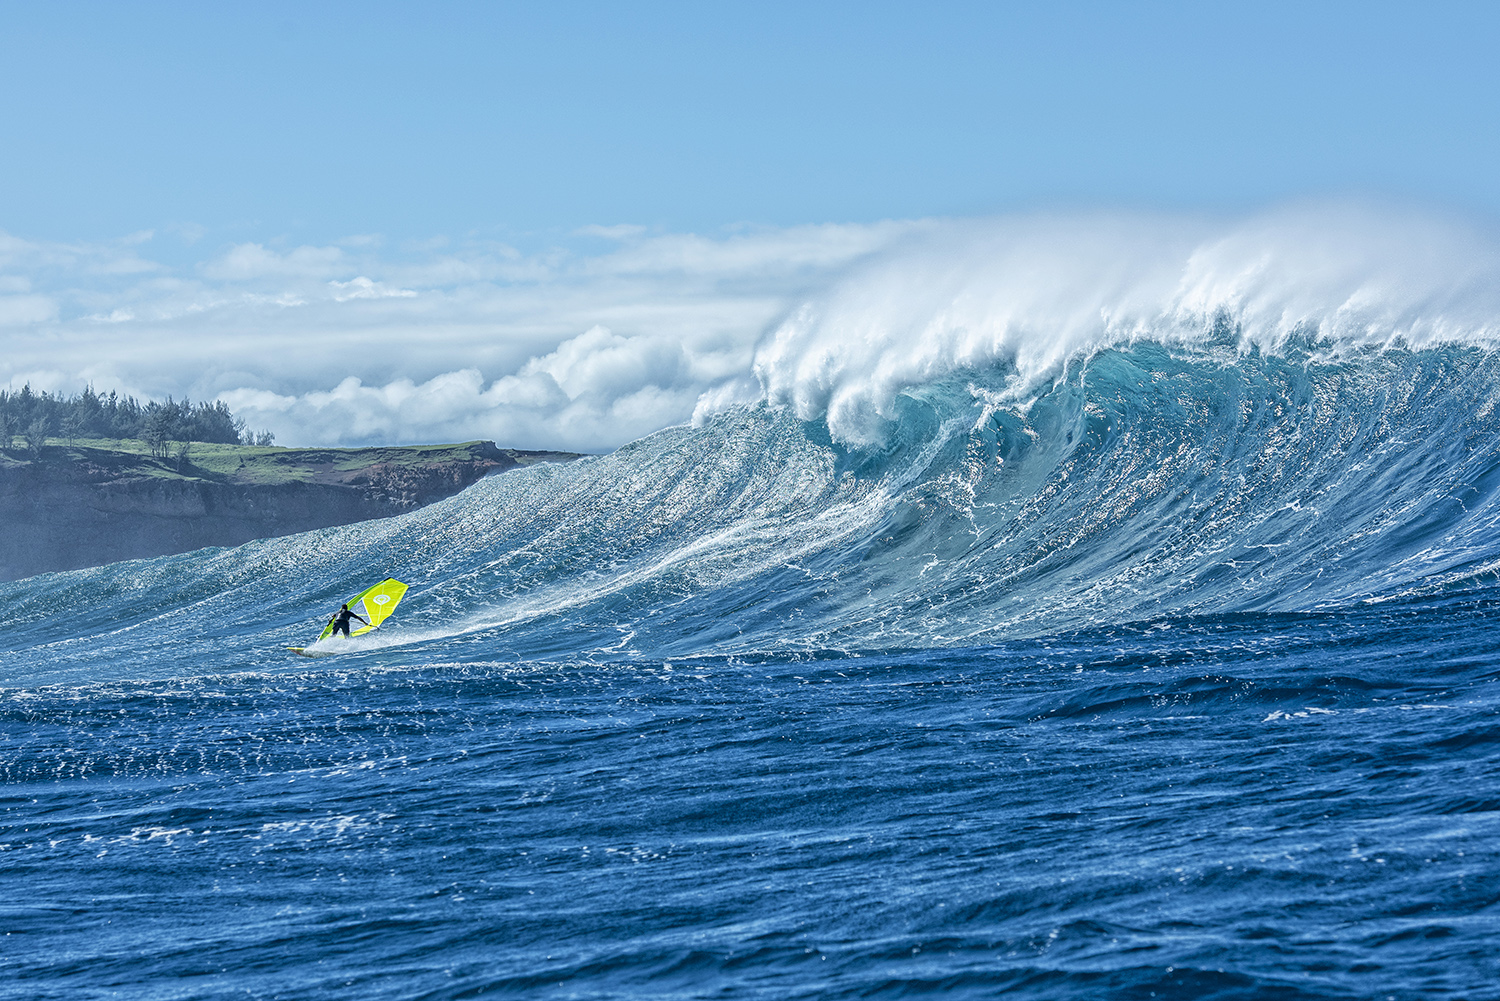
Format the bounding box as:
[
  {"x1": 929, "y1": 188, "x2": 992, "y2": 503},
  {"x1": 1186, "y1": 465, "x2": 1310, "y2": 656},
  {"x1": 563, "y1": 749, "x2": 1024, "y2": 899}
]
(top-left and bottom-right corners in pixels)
[{"x1": 4, "y1": 331, "x2": 1500, "y2": 998}]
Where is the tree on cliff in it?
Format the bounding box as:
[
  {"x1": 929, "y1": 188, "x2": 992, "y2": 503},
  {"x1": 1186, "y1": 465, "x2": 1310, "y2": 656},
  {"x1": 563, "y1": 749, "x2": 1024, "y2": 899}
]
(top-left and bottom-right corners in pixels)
[
  {"x1": 0, "y1": 385, "x2": 262, "y2": 449},
  {"x1": 142, "y1": 403, "x2": 177, "y2": 458},
  {"x1": 24, "y1": 414, "x2": 55, "y2": 462}
]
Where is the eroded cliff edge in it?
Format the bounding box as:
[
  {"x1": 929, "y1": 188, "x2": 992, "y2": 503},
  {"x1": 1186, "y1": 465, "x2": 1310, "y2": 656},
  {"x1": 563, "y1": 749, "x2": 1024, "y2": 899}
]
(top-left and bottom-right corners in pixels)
[{"x1": 0, "y1": 439, "x2": 580, "y2": 581}]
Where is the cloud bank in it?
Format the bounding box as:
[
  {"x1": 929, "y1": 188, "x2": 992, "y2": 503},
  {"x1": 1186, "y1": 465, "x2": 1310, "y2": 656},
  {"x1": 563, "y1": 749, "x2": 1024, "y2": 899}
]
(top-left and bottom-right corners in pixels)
[{"x1": 0, "y1": 222, "x2": 916, "y2": 451}]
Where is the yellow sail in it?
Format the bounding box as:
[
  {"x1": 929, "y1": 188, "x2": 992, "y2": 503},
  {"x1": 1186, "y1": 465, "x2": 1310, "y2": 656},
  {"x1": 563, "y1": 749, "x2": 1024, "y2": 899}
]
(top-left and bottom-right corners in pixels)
[{"x1": 315, "y1": 578, "x2": 409, "y2": 641}]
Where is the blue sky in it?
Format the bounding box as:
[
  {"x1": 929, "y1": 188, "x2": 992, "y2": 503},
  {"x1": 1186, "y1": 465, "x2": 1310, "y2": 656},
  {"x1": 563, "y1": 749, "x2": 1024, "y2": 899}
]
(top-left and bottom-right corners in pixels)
[
  {"x1": 3, "y1": 2, "x2": 1499, "y2": 449},
  {"x1": 5, "y1": 1, "x2": 1498, "y2": 243}
]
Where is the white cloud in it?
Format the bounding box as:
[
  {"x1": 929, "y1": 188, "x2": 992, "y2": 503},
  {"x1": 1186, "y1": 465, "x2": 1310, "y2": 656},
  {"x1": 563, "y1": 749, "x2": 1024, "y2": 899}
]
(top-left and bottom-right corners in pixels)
[
  {"x1": 0, "y1": 230, "x2": 163, "y2": 276},
  {"x1": 522, "y1": 325, "x2": 691, "y2": 399},
  {"x1": 0, "y1": 221, "x2": 907, "y2": 449},
  {"x1": 584, "y1": 221, "x2": 921, "y2": 279},
  {"x1": 328, "y1": 276, "x2": 417, "y2": 301},
  {"x1": 212, "y1": 325, "x2": 725, "y2": 453},
  {"x1": 167, "y1": 222, "x2": 208, "y2": 246},
  {"x1": 201, "y1": 242, "x2": 350, "y2": 281},
  {"x1": 0, "y1": 294, "x2": 59, "y2": 325},
  {"x1": 576, "y1": 223, "x2": 648, "y2": 240}
]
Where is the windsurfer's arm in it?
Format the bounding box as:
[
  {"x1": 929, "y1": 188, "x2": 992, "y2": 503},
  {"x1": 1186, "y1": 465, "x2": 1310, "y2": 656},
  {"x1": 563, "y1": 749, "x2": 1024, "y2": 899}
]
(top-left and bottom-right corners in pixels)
[{"x1": 354, "y1": 613, "x2": 369, "y2": 625}]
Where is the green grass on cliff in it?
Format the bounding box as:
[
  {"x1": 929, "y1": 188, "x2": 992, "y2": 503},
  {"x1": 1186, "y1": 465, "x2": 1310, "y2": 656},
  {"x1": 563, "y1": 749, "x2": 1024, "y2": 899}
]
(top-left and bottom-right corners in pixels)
[{"x1": 0, "y1": 437, "x2": 562, "y2": 486}]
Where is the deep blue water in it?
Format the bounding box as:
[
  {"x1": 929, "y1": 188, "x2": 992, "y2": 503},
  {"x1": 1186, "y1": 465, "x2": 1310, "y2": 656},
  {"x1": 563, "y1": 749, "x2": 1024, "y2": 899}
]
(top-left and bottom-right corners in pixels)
[{"x1": 4, "y1": 343, "x2": 1500, "y2": 999}]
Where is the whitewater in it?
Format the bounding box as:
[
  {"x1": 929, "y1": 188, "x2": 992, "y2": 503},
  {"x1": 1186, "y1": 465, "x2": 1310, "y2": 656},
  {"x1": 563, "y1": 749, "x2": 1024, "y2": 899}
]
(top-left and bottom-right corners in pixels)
[{"x1": 4, "y1": 208, "x2": 1500, "y2": 999}]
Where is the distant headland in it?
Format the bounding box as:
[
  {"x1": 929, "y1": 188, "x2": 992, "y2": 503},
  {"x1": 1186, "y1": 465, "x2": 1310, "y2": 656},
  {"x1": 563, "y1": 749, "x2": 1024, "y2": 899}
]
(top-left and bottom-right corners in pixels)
[{"x1": 0, "y1": 386, "x2": 580, "y2": 580}]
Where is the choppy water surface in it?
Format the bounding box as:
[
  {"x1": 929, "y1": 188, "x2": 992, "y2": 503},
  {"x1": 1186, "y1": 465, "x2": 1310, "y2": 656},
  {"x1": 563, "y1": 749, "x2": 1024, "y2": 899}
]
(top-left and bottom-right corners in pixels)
[{"x1": 5, "y1": 336, "x2": 1500, "y2": 998}]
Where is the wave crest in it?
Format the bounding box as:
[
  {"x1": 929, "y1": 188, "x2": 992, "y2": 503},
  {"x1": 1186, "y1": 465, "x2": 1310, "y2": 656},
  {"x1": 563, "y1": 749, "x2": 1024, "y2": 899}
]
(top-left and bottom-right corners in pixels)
[{"x1": 748, "y1": 204, "x2": 1500, "y2": 445}]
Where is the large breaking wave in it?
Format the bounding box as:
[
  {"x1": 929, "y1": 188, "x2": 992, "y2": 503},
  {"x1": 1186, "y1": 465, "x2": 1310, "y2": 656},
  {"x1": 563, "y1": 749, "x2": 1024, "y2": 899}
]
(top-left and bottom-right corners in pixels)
[
  {"x1": 740, "y1": 203, "x2": 1500, "y2": 446},
  {"x1": 7, "y1": 205, "x2": 1500, "y2": 684}
]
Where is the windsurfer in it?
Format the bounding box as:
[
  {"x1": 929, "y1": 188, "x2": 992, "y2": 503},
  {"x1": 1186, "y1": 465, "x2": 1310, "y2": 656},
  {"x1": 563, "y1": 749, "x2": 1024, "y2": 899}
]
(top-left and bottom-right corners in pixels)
[{"x1": 330, "y1": 603, "x2": 368, "y2": 638}]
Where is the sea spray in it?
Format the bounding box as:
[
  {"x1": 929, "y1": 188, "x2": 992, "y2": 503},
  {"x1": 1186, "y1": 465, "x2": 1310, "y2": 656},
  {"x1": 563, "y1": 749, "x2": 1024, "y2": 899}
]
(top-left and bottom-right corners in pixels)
[{"x1": 740, "y1": 204, "x2": 1500, "y2": 446}]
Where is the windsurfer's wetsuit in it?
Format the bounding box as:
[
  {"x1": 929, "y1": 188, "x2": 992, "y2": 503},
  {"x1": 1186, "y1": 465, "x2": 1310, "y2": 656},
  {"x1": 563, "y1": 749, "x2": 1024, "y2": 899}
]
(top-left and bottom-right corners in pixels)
[{"x1": 331, "y1": 607, "x2": 368, "y2": 638}]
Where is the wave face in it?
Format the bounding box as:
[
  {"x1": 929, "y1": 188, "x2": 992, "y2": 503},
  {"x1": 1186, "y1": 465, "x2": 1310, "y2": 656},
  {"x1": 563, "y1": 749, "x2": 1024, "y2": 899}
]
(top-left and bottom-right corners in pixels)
[
  {"x1": 8, "y1": 342, "x2": 1500, "y2": 683},
  {"x1": 6, "y1": 210, "x2": 1500, "y2": 1000}
]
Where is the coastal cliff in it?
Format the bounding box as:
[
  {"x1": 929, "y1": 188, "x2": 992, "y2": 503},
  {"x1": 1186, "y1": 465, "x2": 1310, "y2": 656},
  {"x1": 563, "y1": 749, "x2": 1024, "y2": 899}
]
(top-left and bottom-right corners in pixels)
[{"x1": 0, "y1": 439, "x2": 579, "y2": 581}]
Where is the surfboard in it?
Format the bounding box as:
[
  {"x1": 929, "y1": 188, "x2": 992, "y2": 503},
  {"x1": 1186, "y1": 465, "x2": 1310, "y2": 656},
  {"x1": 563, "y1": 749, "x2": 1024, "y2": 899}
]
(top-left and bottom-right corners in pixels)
[{"x1": 287, "y1": 577, "x2": 408, "y2": 656}]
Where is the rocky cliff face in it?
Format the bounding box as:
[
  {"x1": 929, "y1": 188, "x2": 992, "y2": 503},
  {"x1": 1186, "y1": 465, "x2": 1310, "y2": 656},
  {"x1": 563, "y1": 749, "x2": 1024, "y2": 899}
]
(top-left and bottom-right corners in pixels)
[{"x1": 0, "y1": 441, "x2": 578, "y2": 581}]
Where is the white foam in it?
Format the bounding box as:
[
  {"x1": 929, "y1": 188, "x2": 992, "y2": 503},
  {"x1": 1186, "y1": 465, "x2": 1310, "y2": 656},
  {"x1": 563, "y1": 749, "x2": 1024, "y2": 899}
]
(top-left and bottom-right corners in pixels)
[{"x1": 740, "y1": 203, "x2": 1500, "y2": 445}]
